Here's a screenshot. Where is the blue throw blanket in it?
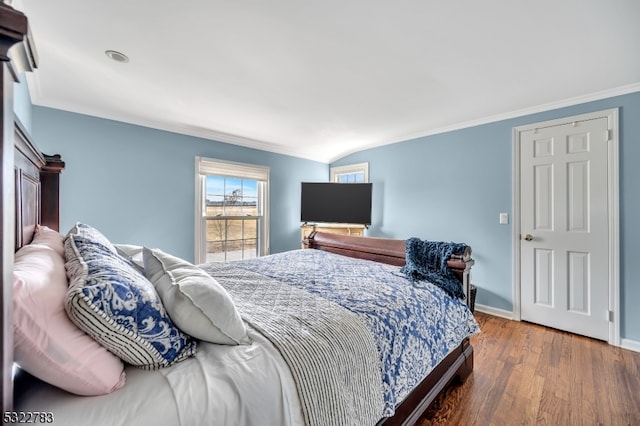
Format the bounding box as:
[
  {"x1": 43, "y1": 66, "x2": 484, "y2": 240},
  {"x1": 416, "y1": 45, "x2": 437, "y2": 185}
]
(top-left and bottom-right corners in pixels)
[{"x1": 400, "y1": 238, "x2": 468, "y2": 299}]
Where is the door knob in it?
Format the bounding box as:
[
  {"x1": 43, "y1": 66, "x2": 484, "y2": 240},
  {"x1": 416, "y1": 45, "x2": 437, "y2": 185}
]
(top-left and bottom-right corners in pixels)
[{"x1": 523, "y1": 234, "x2": 534, "y2": 241}]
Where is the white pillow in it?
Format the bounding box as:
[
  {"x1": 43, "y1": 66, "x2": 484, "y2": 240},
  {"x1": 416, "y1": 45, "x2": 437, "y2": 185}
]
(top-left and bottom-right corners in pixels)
[
  {"x1": 143, "y1": 248, "x2": 250, "y2": 345},
  {"x1": 114, "y1": 243, "x2": 145, "y2": 273}
]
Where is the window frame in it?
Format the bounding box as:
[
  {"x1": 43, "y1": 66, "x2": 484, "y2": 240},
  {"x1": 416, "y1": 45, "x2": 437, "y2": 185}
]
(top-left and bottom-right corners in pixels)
[
  {"x1": 195, "y1": 157, "x2": 270, "y2": 263},
  {"x1": 330, "y1": 162, "x2": 369, "y2": 183}
]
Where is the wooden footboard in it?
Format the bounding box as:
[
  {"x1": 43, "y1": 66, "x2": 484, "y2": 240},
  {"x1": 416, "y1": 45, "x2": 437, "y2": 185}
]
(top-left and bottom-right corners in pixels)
[{"x1": 305, "y1": 231, "x2": 475, "y2": 302}]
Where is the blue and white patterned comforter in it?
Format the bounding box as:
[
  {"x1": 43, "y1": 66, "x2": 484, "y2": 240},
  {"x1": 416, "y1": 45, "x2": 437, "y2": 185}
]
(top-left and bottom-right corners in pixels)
[{"x1": 224, "y1": 249, "x2": 480, "y2": 416}]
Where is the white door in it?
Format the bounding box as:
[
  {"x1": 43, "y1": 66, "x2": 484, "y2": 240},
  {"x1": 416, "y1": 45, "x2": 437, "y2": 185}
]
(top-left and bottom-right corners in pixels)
[{"x1": 519, "y1": 115, "x2": 611, "y2": 341}]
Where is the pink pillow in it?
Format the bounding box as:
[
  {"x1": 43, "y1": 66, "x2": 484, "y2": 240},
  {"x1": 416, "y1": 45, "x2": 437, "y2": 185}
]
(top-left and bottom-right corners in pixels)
[
  {"x1": 31, "y1": 225, "x2": 64, "y2": 256},
  {"x1": 13, "y1": 243, "x2": 126, "y2": 395}
]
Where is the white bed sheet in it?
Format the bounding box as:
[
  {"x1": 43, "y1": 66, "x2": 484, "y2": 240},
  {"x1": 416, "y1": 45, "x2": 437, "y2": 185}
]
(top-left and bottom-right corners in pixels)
[{"x1": 15, "y1": 326, "x2": 304, "y2": 426}]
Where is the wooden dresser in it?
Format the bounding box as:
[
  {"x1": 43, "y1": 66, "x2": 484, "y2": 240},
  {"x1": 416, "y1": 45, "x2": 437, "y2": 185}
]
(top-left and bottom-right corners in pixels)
[{"x1": 300, "y1": 223, "x2": 365, "y2": 248}]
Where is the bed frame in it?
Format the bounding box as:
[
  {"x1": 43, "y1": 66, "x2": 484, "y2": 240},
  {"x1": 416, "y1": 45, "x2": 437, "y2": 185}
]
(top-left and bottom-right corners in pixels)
[{"x1": 0, "y1": 5, "x2": 474, "y2": 423}]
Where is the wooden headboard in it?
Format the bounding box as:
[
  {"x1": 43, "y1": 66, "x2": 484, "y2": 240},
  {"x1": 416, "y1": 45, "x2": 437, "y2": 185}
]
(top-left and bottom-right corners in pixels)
[
  {"x1": 1, "y1": 122, "x2": 64, "y2": 410},
  {"x1": 13, "y1": 120, "x2": 65, "y2": 246}
]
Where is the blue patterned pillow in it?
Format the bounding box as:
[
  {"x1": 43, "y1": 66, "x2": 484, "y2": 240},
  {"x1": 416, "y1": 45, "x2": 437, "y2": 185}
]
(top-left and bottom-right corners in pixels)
[
  {"x1": 64, "y1": 223, "x2": 196, "y2": 370},
  {"x1": 67, "y1": 222, "x2": 118, "y2": 254}
]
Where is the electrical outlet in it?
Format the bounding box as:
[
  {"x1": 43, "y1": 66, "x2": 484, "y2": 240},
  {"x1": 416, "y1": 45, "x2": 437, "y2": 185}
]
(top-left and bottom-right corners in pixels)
[{"x1": 499, "y1": 213, "x2": 509, "y2": 225}]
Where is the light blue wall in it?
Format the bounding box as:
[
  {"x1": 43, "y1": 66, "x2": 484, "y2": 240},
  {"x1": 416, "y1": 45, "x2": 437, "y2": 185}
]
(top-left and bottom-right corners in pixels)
[
  {"x1": 31, "y1": 107, "x2": 327, "y2": 262},
  {"x1": 333, "y1": 91, "x2": 640, "y2": 342},
  {"x1": 23, "y1": 89, "x2": 640, "y2": 342}
]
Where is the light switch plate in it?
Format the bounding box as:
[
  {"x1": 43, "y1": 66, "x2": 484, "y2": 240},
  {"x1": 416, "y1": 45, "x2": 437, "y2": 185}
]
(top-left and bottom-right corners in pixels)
[{"x1": 499, "y1": 213, "x2": 509, "y2": 224}]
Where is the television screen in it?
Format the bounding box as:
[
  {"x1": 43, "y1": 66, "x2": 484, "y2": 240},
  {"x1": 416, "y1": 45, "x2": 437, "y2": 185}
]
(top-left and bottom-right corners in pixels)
[{"x1": 300, "y1": 182, "x2": 372, "y2": 225}]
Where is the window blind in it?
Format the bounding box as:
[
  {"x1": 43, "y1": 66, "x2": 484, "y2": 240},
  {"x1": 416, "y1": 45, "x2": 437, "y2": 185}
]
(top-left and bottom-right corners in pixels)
[{"x1": 197, "y1": 157, "x2": 269, "y2": 181}]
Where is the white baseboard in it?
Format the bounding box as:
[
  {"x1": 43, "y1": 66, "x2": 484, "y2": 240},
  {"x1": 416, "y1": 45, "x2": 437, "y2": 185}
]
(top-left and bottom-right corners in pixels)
[
  {"x1": 621, "y1": 338, "x2": 640, "y2": 353},
  {"x1": 474, "y1": 304, "x2": 513, "y2": 320}
]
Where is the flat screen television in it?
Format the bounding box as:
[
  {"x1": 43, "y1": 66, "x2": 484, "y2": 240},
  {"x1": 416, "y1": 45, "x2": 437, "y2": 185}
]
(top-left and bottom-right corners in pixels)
[{"x1": 300, "y1": 182, "x2": 372, "y2": 225}]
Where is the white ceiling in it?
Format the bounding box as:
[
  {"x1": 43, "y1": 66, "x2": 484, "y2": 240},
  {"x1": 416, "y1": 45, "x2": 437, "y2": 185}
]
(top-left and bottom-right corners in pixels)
[{"x1": 16, "y1": 0, "x2": 640, "y2": 163}]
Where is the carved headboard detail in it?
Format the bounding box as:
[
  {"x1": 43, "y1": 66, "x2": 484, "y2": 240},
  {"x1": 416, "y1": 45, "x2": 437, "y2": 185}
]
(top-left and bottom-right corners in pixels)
[{"x1": 13, "y1": 120, "x2": 65, "y2": 247}]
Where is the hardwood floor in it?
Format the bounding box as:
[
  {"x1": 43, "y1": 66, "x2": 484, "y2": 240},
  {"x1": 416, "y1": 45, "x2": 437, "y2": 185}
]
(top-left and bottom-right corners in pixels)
[{"x1": 420, "y1": 312, "x2": 640, "y2": 426}]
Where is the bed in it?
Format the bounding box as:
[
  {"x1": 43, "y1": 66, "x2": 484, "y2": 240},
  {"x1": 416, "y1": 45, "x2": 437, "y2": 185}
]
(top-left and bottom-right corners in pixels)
[
  {"x1": 1, "y1": 6, "x2": 478, "y2": 425},
  {"x1": 6, "y1": 142, "x2": 479, "y2": 426}
]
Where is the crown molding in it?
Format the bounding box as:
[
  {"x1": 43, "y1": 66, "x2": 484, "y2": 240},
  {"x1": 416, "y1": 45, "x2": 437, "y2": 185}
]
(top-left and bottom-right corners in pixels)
[
  {"x1": 26, "y1": 76, "x2": 640, "y2": 165},
  {"x1": 415, "y1": 83, "x2": 640, "y2": 141}
]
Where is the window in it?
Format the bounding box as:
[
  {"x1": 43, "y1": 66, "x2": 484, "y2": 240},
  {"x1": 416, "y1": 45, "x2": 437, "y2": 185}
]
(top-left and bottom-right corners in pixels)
[
  {"x1": 330, "y1": 162, "x2": 369, "y2": 183},
  {"x1": 195, "y1": 157, "x2": 269, "y2": 263}
]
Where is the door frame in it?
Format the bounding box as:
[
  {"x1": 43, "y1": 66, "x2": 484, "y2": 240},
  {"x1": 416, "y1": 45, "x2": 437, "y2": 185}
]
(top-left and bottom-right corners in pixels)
[{"x1": 512, "y1": 108, "x2": 620, "y2": 346}]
